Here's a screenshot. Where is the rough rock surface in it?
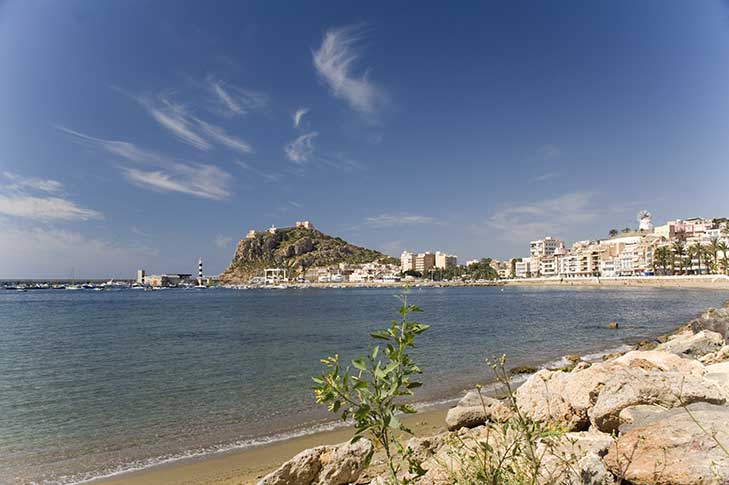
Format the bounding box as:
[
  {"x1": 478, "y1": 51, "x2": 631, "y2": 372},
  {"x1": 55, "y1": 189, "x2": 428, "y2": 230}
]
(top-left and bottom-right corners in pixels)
[
  {"x1": 515, "y1": 362, "x2": 623, "y2": 431},
  {"x1": 700, "y1": 345, "x2": 729, "y2": 365},
  {"x1": 616, "y1": 404, "x2": 666, "y2": 430},
  {"x1": 589, "y1": 368, "x2": 725, "y2": 432},
  {"x1": 690, "y1": 307, "x2": 729, "y2": 339},
  {"x1": 656, "y1": 329, "x2": 724, "y2": 357},
  {"x1": 614, "y1": 350, "x2": 706, "y2": 376},
  {"x1": 604, "y1": 403, "x2": 729, "y2": 485},
  {"x1": 445, "y1": 391, "x2": 513, "y2": 430},
  {"x1": 257, "y1": 439, "x2": 372, "y2": 485}
]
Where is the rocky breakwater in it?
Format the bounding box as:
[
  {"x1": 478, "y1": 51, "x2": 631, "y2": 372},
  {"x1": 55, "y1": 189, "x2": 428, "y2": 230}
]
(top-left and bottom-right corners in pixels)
[{"x1": 257, "y1": 302, "x2": 729, "y2": 485}]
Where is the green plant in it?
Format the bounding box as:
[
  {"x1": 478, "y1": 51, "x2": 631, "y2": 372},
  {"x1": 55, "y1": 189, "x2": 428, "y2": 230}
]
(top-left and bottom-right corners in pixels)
[{"x1": 313, "y1": 295, "x2": 429, "y2": 484}]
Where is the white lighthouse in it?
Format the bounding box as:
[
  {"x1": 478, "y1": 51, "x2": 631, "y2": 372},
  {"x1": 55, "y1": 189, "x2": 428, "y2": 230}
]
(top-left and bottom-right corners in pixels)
[{"x1": 197, "y1": 257, "x2": 204, "y2": 286}]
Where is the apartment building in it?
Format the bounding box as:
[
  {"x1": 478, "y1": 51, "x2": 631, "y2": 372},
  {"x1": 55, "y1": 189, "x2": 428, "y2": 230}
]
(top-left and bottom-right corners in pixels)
[
  {"x1": 514, "y1": 258, "x2": 532, "y2": 278},
  {"x1": 530, "y1": 237, "x2": 565, "y2": 258},
  {"x1": 415, "y1": 252, "x2": 436, "y2": 273},
  {"x1": 435, "y1": 251, "x2": 458, "y2": 269},
  {"x1": 400, "y1": 251, "x2": 416, "y2": 272}
]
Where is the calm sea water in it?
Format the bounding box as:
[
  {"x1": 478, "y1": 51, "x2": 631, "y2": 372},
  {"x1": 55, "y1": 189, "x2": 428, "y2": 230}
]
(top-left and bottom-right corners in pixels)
[{"x1": 0, "y1": 286, "x2": 727, "y2": 484}]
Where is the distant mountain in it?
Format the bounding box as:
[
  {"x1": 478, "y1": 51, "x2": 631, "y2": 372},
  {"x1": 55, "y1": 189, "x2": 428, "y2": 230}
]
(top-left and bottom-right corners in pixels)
[{"x1": 219, "y1": 225, "x2": 397, "y2": 283}]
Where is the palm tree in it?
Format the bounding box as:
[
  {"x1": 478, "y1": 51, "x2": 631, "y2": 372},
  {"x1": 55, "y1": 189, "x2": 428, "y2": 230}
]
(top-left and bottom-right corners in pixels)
[
  {"x1": 709, "y1": 237, "x2": 721, "y2": 274},
  {"x1": 718, "y1": 241, "x2": 729, "y2": 275},
  {"x1": 672, "y1": 241, "x2": 686, "y2": 275},
  {"x1": 653, "y1": 246, "x2": 671, "y2": 275},
  {"x1": 608, "y1": 229, "x2": 618, "y2": 238},
  {"x1": 621, "y1": 227, "x2": 632, "y2": 234},
  {"x1": 689, "y1": 242, "x2": 705, "y2": 275}
]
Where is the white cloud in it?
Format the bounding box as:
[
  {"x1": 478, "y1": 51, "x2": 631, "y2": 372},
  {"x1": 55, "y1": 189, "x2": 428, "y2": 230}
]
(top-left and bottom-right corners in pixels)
[
  {"x1": 284, "y1": 132, "x2": 318, "y2": 163},
  {"x1": 533, "y1": 172, "x2": 558, "y2": 182},
  {"x1": 235, "y1": 161, "x2": 282, "y2": 183},
  {"x1": 313, "y1": 25, "x2": 383, "y2": 117},
  {"x1": 214, "y1": 234, "x2": 233, "y2": 248},
  {"x1": 365, "y1": 214, "x2": 435, "y2": 227},
  {"x1": 0, "y1": 222, "x2": 157, "y2": 279},
  {"x1": 196, "y1": 119, "x2": 253, "y2": 154},
  {"x1": 122, "y1": 164, "x2": 231, "y2": 200},
  {"x1": 485, "y1": 192, "x2": 597, "y2": 242},
  {"x1": 2, "y1": 172, "x2": 63, "y2": 193},
  {"x1": 206, "y1": 77, "x2": 267, "y2": 117},
  {"x1": 60, "y1": 127, "x2": 232, "y2": 200},
  {"x1": 0, "y1": 194, "x2": 102, "y2": 221},
  {"x1": 141, "y1": 95, "x2": 212, "y2": 150},
  {"x1": 292, "y1": 107, "x2": 309, "y2": 128}
]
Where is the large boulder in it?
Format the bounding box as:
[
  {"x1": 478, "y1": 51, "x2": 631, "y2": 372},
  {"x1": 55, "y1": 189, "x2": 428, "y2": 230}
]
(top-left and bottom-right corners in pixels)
[
  {"x1": 614, "y1": 350, "x2": 706, "y2": 376},
  {"x1": 589, "y1": 368, "x2": 725, "y2": 433},
  {"x1": 700, "y1": 345, "x2": 729, "y2": 365},
  {"x1": 656, "y1": 330, "x2": 724, "y2": 358},
  {"x1": 257, "y1": 439, "x2": 373, "y2": 485},
  {"x1": 690, "y1": 306, "x2": 729, "y2": 339},
  {"x1": 515, "y1": 363, "x2": 623, "y2": 431},
  {"x1": 604, "y1": 403, "x2": 729, "y2": 484},
  {"x1": 537, "y1": 430, "x2": 616, "y2": 485},
  {"x1": 445, "y1": 391, "x2": 513, "y2": 430}
]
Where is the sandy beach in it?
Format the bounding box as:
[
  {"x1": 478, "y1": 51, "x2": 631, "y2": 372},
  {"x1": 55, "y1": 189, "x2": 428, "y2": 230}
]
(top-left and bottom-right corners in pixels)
[{"x1": 96, "y1": 408, "x2": 448, "y2": 485}]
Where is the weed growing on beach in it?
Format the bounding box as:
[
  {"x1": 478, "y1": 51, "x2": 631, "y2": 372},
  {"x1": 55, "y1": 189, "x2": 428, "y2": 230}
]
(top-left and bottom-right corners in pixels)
[
  {"x1": 313, "y1": 294, "x2": 429, "y2": 484},
  {"x1": 441, "y1": 355, "x2": 579, "y2": 485}
]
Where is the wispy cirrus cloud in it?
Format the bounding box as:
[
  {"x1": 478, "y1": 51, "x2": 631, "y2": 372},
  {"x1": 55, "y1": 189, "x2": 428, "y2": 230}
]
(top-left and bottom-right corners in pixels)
[
  {"x1": 313, "y1": 25, "x2": 384, "y2": 118},
  {"x1": 0, "y1": 171, "x2": 101, "y2": 222},
  {"x1": 235, "y1": 161, "x2": 282, "y2": 183},
  {"x1": 122, "y1": 165, "x2": 230, "y2": 200},
  {"x1": 59, "y1": 127, "x2": 232, "y2": 200},
  {"x1": 2, "y1": 172, "x2": 63, "y2": 194},
  {"x1": 485, "y1": 191, "x2": 596, "y2": 243},
  {"x1": 0, "y1": 194, "x2": 102, "y2": 221},
  {"x1": 365, "y1": 213, "x2": 436, "y2": 227},
  {"x1": 139, "y1": 94, "x2": 212, "y2": 150},
  {"x1": 284, "y1": 132, "x2": 318, "y2": 164},
  {"x1": 533, "y1": 172, "x2": 558, "y2": 182},
  {"x1": 195, "y1": 119, "x2": 253, "y2": 154},
  {"x1": 292, "y1": 107, "x2": 309, "y2": 128},
  {"x1": 206, "y1": 77, "x2": 267, "y2": 117}
]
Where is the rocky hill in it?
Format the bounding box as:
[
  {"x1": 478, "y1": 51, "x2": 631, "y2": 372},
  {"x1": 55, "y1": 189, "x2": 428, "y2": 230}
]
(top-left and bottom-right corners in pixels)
[{"x1": 219, "y1": 226, "x2": 397, "y2": 283}]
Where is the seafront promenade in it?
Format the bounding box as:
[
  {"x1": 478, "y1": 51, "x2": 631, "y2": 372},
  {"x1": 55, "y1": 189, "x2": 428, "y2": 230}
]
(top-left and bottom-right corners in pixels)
[{"x1": 264, "y1": 274, "x2": 729, "y2": 291}]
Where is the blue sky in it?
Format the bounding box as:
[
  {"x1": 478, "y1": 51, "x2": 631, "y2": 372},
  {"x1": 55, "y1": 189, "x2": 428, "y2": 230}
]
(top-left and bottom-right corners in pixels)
[{"x1": 2, "y1": 0, "x2": 729, "y2": 278}]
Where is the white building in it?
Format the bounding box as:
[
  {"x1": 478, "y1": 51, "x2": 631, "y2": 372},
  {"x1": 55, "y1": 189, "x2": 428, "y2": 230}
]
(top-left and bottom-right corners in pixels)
[
  {"x1": 400, "y1": 251, "x2": 416, "y2": 272},
  {"x1": 435, "y1": 251, "x2": 458, "y2": 269},
  {"x1": 530, "y1": 237, "x2": 565, "y2": 258},
  {"x1": 514, "y1": 258, "x2": 532, "y2": 278}
]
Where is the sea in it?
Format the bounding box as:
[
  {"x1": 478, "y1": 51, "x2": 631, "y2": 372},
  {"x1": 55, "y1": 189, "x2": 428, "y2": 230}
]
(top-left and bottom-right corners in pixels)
[{"x1": 1, "y1": 285, "x2": 727, "y2": 484}]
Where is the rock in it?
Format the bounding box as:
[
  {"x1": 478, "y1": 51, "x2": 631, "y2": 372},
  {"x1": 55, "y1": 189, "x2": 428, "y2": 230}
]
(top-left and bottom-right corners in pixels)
[
  {"x1": 572, "y1": 361, "x2": 592, "y2": 372},
  {"x1": 607, "y1": 322, "x2": 619, "y2": 329},
  {"x1": 700, "y1": 345, "x2": 729, "y2": 365},
  {"x1": 534, "y1": 430, "x2": 616, "y2": 485},
  {"x1": 604, "y1": 403, "x2": 729, "y2": 484},
  {"x1": 445, "y1": 392, "x2": 513, "y2": 430},
  {"x1": 510, "y1": 364, "x2": 538, "y2": 375},
  {"x1": 704, "y1": 361, "x2": 729, "y2": 399},
  {"x1": 589, "y1": 368, "x2": 725, "y2": 433},
  {"x1": 257, "y1": 439, "x2": 373, "y2": 485},
  {"x1": 690, "y1": 307, "x2": 729, "y2": 339},
  {"x1": 405, "y1": 434, "x2": 447, "y2": 464},
  {"x1": 655, "y1": 329, "x2": 724, "y2": 358},
  {"x1": 617, "y1": 404, "x2": 666, "y2": 431},
  {"x1": 515, "y1": 363, "x2": 623, "y2": 431},
  {"x1": 614, "y1": 350, "x2": 706, "y2": 376}
]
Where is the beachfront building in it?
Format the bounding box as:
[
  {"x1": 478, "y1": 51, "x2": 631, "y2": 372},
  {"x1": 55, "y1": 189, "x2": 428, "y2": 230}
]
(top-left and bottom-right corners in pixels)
[
  {"x1": 136, "y1": 269, "x2": 145, "y2": 284},
  {"x1": 435, "y1": 251, "x2": 458, "y2": 269},
  {"x1": 144, "y1": 273, "x2": 193, "y2": 287},
  {"x1": 466, "y1": 259, "x2": 480, "y2": 267},
  {"x1": 514, "y1": 258, "x2": 532, "y2": 278},
  {"x1": 400, "y1": 251, "x2": 416, "y2": 272},
  {"x1": 264, "y1": 268, "x2": 287, "y2": 284},
  {"x1": 530, "y1": 237, "x2": 565, "y2": 258},
  {"x1": 415, "y1": 252, "x2": 436, "y2": 273}
]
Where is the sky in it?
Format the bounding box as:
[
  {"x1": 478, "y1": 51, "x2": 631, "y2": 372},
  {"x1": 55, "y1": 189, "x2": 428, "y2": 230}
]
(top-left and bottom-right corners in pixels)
[{"x1": 2, "y1": 0, "x2": 729, "y2": 278}]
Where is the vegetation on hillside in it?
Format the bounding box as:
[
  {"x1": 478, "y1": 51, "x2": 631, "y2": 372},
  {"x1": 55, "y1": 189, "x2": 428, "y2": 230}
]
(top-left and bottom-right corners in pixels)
[{"x1": 219, "y1": 226, "x2": 398, "y2": 283}]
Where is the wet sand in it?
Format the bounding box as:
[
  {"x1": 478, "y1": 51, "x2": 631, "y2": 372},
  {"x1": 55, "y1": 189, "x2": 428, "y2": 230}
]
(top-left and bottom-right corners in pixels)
[{"x1": 96, "y1": 408, "x2": 448, "y2": 485}]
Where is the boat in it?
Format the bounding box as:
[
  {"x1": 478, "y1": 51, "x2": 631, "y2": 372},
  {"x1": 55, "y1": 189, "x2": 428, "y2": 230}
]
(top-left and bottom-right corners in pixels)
[{"x1": 65, "y1": 285, "x2": 82, "y2": 291}]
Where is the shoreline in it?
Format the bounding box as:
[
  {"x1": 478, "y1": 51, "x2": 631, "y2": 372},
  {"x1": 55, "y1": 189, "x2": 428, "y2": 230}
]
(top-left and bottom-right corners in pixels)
[
  {"x1": 224, "y1": 274, "x2": 729, "y2": 291},
  {"x1": 94, "y1": 340, "x2": 640, "y2": 485}
]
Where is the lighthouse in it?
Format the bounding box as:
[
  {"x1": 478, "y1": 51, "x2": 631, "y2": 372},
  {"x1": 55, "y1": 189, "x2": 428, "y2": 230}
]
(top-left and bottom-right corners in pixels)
[{"x1": 197, "y1": 257, "x2": 204, "y2": 286}]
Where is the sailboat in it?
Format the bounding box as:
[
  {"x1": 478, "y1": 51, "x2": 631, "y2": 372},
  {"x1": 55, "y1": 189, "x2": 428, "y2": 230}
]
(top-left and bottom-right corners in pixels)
[{"x1": 66, "y1": 267, "x2": 82, "y2": 290}]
